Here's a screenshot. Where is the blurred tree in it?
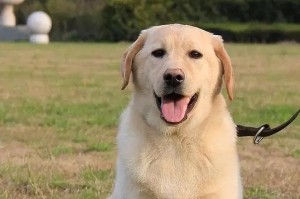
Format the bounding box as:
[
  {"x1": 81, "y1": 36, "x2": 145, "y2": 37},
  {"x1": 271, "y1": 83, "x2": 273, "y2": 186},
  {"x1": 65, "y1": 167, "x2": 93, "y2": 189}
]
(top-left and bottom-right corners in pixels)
[{"x1": 13, "y1": 0, "x2": 300, "y2": 42}]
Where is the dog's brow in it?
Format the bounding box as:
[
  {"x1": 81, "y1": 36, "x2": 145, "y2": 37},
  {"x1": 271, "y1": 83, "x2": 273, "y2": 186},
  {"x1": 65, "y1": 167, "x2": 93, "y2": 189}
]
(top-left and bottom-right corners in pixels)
[{"x1": 145, "y1": 42, "x2": 165, "y2": 51}]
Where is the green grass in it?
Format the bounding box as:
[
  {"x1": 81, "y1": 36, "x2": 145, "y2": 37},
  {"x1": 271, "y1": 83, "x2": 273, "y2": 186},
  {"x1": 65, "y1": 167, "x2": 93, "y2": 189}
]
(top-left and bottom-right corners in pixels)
[
  {"x1": 86, "y1": 143, "x2": 114, "y2": 152},
  {"x1": 81, "y1": 168, "x2": 113, "y2": 182},
  {"x1": 291, "y1": 149, "x2": 300, "y2": 158},
  {"x1": 51, "y1": 144, "x2": 73, "y2": 156},
  {"x1": 245, "y1": 186, "x2": 278, "y2": 199},
  {"x1": 0, "y1": 42, "x2": 299, "y2": 199}
]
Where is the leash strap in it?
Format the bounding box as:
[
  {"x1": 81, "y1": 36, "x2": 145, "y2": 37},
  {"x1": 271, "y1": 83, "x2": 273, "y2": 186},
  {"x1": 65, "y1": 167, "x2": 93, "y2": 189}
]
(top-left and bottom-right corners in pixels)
[{"x1": 236, "y1": 109, "x2": 300, "y2": 144}]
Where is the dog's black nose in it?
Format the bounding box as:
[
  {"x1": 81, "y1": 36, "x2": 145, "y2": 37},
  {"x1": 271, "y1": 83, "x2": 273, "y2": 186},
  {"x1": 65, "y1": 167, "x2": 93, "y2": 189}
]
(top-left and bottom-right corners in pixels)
[{"x1": 163, "y1": 69, "x2": 185, "y2": 87}]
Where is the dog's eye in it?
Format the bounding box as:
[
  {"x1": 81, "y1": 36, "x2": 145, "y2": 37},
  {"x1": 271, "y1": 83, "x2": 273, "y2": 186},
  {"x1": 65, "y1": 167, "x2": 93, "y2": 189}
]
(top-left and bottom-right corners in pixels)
[
  {"x1": 151, "y1": 49, "x2": 166, "y2": 58},
  {"x1": 189, "y1": 50, "x2": 203, "y2": 59}
]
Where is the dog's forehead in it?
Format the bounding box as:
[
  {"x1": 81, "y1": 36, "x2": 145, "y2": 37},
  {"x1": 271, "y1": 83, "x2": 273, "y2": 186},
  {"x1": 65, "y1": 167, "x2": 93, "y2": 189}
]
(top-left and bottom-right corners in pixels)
[{"x1": 144, "y1": 24, "x2": 212, "y2": 47}]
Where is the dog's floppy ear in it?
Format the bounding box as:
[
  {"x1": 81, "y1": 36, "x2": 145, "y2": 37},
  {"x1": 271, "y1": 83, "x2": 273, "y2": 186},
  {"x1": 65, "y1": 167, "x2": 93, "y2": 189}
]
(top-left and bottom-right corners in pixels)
[
  {"x1": 121, "y1": 31, "x2": 147, "y2": 90},
  {"x1": 212, "y1": 35, "x2": 234, "y2": 101}
]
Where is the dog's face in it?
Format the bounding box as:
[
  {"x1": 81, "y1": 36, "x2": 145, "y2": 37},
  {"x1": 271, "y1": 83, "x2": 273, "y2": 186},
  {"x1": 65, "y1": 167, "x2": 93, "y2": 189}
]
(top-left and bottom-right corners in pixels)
[{"x1": 121, "y1": 24, "x2": 233, "y2": 133}]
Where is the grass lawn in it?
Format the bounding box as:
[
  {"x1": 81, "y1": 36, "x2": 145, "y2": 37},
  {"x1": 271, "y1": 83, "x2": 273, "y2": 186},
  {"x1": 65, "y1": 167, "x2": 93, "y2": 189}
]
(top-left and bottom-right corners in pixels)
[{"x1": 0, "y1": 42, "x2": 299, "y2": 199}]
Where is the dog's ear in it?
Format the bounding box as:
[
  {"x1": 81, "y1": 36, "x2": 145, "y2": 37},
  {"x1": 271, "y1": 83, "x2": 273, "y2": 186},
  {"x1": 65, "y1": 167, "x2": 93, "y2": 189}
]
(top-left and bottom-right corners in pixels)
[
  {"x1": 212, "y1": 35, "x2": 234, "y2": 101},
  {"x1": 121, "y1": 31, "x2": 147, "y2": 90}
]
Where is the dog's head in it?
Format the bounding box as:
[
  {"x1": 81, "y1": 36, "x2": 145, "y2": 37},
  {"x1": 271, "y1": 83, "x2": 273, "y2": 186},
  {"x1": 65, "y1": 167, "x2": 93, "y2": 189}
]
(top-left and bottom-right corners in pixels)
[{"x1": 121, "y1": 24, "x2": 234, "y2": 131}]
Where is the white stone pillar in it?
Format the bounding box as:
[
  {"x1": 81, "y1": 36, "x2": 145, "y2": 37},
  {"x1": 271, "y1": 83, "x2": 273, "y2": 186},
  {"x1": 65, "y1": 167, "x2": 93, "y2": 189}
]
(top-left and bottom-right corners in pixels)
[
  {"x1": 27, "y1": 11, "x2": 52, "y2": 44},
  {"x1": 0, "y1": 0, "x2": 24, "y2": 26}
]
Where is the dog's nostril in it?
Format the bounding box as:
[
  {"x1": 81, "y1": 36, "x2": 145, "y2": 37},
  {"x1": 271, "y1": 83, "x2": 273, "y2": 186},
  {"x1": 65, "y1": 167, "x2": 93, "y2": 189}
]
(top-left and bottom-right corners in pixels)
[
  {"x1": 175, "y1": 74, "x2": 184, "y2": 82},
  {"x1": 163, "y1": 73, "x2": 173, "y2": 81}
]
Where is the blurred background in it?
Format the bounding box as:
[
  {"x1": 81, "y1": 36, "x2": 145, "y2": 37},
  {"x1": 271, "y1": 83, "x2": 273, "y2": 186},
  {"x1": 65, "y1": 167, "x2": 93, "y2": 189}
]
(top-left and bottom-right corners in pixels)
[
  {"x1": 0, "y1": 1, "x2": 299, "y2": 198},
  {"x1": 15, "y1": 0, "x2": 300, "y2": 42}
]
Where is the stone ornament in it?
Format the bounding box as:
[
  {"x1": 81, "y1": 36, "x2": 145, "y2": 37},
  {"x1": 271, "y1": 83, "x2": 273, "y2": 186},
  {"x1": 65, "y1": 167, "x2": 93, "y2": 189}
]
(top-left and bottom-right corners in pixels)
[
  {"x1": 0, "y1": 0, "x2": 24, "y2": 26},
  {"x1": 27, "y1": 11, "x2": 52, "y2": 44}
]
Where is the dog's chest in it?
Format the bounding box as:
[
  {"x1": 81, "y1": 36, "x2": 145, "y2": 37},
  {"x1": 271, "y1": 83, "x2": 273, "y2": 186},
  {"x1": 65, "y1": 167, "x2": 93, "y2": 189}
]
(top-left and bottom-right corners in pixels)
[{"x1": 131, "y1": 138, "x2": 214, "y2": 198}]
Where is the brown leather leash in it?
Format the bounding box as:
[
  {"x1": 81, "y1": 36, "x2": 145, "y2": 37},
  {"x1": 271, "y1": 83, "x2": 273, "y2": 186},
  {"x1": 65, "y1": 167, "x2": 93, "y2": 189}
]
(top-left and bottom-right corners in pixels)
[{"x1": 236, "y1": 109, "x2": 300, "y2": 144}]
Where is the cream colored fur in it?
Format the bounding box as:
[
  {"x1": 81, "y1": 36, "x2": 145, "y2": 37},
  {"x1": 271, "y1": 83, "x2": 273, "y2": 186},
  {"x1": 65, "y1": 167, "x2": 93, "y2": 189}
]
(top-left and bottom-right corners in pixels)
[{"x1": 109, "y1": 24, "x2": 242, "y2": 199}]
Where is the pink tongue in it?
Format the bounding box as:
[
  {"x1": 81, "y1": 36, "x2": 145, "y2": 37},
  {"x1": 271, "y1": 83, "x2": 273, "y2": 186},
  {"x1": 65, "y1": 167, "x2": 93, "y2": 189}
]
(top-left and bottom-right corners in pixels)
[{"x1": 161, "y1": 96, "x2": 190, "y2": 123}]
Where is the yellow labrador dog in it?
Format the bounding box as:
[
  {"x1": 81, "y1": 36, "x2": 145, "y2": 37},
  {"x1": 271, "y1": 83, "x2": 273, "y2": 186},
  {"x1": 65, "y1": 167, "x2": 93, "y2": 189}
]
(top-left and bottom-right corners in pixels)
[{"x1": 109, "y1": 24, "x2": 242, "y2": 199}]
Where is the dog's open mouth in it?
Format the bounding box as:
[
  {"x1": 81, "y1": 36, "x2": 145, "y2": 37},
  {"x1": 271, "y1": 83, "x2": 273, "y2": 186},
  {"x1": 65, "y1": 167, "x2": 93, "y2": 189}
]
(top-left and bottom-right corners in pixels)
[{"x1": 154, "y1": 92, "x2": 199, "y2": 125}]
